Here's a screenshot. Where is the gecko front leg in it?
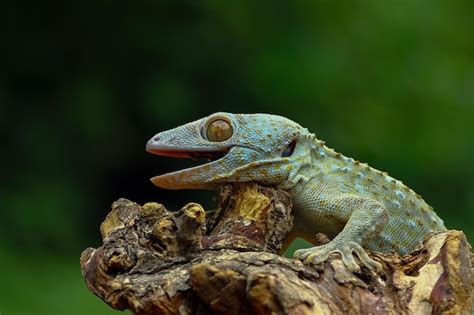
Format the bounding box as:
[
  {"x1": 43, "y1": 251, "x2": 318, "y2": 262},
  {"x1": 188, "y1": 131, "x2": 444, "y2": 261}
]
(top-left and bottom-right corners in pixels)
[{"x1": 293, "y1": 190, "x2": 389, "y2": 273}]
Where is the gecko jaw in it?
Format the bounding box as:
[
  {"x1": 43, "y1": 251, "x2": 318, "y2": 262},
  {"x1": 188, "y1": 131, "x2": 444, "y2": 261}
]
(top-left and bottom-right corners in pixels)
[{"x1": 147, "y1": 145, "x2": 233, "y2": 189}]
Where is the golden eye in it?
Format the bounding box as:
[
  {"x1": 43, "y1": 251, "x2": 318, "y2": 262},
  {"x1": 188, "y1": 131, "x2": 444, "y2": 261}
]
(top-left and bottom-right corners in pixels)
[{"x1": 206, "y1": 119, "x2": 233, "y2": 142}]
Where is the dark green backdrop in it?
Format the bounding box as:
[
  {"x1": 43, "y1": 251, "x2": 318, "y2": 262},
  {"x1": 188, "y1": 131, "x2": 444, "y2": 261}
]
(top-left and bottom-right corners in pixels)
[{"x1": 1, "y1": 1, "x2": 473, "y2": 314}]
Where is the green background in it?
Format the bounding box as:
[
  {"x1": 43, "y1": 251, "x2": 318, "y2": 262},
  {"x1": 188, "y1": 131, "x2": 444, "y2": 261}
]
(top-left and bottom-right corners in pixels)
[{"x1": 1, "y1": 1, "x2": 473, "y2": 314}]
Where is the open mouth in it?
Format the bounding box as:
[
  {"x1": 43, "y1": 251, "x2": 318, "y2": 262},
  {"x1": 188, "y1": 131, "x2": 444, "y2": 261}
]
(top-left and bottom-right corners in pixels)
[
  {"x1": 146, "y1": 148, "x2": 229, "y2": 161},
  {"x1": 146, "y1": 145, "x2": 234, "y2": 189}
]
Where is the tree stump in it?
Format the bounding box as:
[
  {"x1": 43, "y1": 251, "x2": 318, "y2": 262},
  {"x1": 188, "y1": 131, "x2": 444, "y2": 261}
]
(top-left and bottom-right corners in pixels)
[{"x1": 80, "y1": 183, "x2": 473, "y2": 314}]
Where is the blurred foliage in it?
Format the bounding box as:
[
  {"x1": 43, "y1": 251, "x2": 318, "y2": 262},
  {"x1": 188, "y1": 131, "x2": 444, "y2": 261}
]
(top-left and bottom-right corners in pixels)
[{"x1": 1, "y1": 0, "x2": 473, "y2": 314}]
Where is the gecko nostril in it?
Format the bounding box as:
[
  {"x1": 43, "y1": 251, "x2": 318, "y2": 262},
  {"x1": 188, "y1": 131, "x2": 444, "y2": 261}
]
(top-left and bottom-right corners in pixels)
[{"x1": 153, "y1": 136, "x2": 160, "y2": 142}]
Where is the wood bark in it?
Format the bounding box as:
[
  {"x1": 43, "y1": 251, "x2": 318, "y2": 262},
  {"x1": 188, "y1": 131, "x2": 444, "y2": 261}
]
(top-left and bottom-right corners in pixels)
[{"x1": 80, "y1": 183, "x2": 473, "y2": 314}]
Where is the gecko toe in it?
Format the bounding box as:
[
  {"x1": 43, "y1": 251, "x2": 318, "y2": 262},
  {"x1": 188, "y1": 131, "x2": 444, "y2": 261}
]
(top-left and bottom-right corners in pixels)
[
  {"x1": 294, "y1": 245, "x2": 332, "y2": 267},
  {"x1": 350, "y1": 243, "x2": 383, "y2": 272},
  {"x1": 340, "y1": 249, "x2": 361, "y2": 273},
  {"x1": 341, "y1": 241, "x2": 382, "y2": 273},
  {"x1": 294, "y1": 248, "x2": 311, "y2": 260}
]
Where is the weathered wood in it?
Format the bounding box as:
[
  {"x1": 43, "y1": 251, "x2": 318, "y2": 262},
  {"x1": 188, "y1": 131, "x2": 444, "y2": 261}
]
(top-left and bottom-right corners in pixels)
[{"x1": 80, "y1": 183, "x2": 473, "y2": 314}]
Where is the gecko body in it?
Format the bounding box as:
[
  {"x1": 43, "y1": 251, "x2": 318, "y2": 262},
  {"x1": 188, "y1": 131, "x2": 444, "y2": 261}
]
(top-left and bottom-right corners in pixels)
[{"x1": 146, "y1": 113, "x2": 446, "y2": 272}]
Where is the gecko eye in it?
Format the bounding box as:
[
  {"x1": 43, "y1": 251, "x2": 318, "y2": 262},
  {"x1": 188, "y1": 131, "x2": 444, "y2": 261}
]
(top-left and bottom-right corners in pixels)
[
  {"x1": 281, "y1": 140, "x2": 296, "y2": 157},
  {"x1": 205, "y1": 119, "x2": 233, "y2": 142}
]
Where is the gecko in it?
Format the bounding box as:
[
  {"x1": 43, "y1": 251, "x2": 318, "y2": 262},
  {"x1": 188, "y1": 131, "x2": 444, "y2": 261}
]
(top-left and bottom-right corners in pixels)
[{"x1": 146, "y1": 112, "x2": 446, "y2": 272}]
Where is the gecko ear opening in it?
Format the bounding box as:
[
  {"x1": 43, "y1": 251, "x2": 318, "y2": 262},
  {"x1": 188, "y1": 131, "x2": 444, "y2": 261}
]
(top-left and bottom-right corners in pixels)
[{"x1": 281, "y1": 140, "x2": 297, "y2": 157}]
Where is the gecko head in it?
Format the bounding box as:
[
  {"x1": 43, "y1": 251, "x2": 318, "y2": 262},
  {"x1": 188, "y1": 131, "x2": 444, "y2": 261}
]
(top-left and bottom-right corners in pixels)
[{"x1": 146, "y1": 112, "x2": 312, "y2": 190}]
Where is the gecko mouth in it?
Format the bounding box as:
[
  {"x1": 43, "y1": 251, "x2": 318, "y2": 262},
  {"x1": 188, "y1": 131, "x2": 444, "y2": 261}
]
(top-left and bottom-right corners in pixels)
[
  {"x1": 146, "y1": 145, "x2": 235, "y2": 189},
  {"x1": 146, "y1": 148, "x2": 229, "y2": 161}
]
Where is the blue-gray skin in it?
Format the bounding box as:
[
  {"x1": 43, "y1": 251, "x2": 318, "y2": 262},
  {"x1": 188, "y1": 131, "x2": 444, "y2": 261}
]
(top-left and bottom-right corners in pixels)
[{"x1": 146, "y1": 112, "x2": 446, "y2": 272}]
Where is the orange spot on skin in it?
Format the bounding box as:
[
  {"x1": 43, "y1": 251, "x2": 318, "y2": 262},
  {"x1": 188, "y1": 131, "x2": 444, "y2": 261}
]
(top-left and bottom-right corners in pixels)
[{"x1": 259, "y1": 169, "x2": 269, "y2": 176}]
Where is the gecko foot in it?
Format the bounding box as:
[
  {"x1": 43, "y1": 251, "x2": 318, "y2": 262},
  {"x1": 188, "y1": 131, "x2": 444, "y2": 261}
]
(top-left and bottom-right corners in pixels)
[{"x1": 294, "y1": 241, "x2": 382, "y2": 273}]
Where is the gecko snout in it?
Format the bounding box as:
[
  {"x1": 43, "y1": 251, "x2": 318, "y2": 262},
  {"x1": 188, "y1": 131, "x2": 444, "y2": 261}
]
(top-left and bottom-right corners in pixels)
[{"x1": 146, "y1": 138, "x2": 158, "y2": 152}]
